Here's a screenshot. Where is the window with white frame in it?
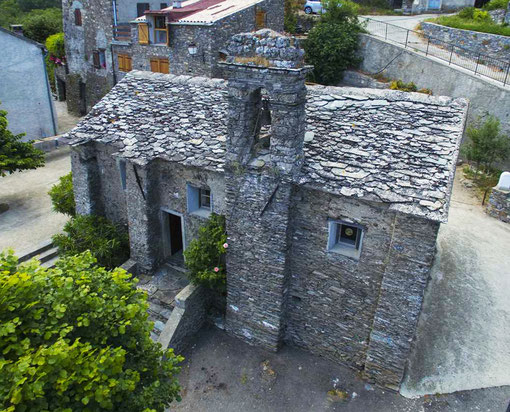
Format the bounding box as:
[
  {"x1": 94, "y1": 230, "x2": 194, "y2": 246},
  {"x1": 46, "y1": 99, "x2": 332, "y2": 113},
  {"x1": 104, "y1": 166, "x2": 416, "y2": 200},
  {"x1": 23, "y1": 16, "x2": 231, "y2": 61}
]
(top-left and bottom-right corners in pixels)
[
  {"x1": 327, "y1": 220, "x2": 364, "y2": 259},
  {"x1": 187, "y1": 185, "x2": 212, "y2": 217}
]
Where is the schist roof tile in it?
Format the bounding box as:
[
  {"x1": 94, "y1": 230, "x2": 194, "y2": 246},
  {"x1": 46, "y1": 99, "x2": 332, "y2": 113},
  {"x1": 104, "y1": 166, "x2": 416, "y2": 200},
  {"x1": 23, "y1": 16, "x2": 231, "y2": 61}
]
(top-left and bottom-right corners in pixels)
[{"x1": 65, "y1": 71, "x2": 468, "y2": 223}]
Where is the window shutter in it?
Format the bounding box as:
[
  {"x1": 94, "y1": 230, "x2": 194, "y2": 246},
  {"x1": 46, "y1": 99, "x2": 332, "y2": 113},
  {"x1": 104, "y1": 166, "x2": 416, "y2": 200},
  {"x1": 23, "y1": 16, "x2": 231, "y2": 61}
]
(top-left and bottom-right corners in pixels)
[
  {"x1": 92, "y1": 50, "x2": 100, "y2": 68},
  {"x1": 255, "y1": 10, "x2": 266, "y2": 29},
  {"x1": 159, "y1": 59, "x2": 169, "y2": 74},
  {"x1": 138, "y1": 23, "x2": 149, "y2": 44},
  {"x1": 74, "y1": 8, "x2": 82, "y2": 26},
  {"x1": 150, "y1": 58, "x2": 159, "y2": 72},
  {"x1": 118, "y1": 54, "x2": 124, "y2": 71},
  {"x1": 126, "y1": 56, "x2": 132, "y2": 71}
]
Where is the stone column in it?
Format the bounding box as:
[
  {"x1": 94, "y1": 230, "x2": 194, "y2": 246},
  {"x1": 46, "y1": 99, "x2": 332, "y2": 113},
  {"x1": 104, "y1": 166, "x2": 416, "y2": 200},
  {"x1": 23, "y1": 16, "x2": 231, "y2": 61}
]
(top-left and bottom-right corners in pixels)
[
  {"x1": 70, "y1": 143, "x2": 104, "y2": 216},
  {"x1": 125, "y1": 159, "x2": 162, "y2": 274},
  {"x1": 221, "y1": 30, "x2": 310, "y2": 351},
  {"x1": 363, "y1": 214, "x2": 440, "y2": 390}
]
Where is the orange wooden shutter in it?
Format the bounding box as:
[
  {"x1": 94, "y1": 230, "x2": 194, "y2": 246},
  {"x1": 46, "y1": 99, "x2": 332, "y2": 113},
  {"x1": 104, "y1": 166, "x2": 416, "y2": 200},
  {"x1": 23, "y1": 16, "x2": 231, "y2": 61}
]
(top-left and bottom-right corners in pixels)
[
  {"x1": 138, "y1": 23, "x2": 149, "y2": 44},
  {"x1": 150, "y1": 58, "x2": 159, "y2": 72},
  {"x1": 118, "y1": 54, "x2": 125, "y2": 71},
  {"x1": 159, "y1": 58, "x2": 169, "y2": 74},
  {"x1": 126, "y1": 56, "x2": 132, "y2": 71},
  {"x1": 255, "y1": 10, "x2": 266, "y2": 29}
]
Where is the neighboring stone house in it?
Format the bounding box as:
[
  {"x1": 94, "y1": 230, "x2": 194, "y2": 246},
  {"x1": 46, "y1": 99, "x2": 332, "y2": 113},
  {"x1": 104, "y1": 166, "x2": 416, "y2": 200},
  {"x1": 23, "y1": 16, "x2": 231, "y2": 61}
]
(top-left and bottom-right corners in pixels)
[
  {"x1": 0, "y1": 27, "x2": 57, "y2": 141},
  {"x1": 59, "y1": 0, "x2": 283, "y2": 115},
  {"x1": 65, "y1": 30, "x2": 468, "y2": 390}
]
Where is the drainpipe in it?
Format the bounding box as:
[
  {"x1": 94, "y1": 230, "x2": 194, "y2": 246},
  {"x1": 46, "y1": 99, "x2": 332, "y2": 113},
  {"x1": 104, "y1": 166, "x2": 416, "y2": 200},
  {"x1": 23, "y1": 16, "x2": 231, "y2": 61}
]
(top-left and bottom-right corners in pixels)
[
  {"x1": 111, "y1": 0, "x2": 118, "y2": 86},
  {"x1": 41, "y1": 49, "x2": 58, "y2": 137}
]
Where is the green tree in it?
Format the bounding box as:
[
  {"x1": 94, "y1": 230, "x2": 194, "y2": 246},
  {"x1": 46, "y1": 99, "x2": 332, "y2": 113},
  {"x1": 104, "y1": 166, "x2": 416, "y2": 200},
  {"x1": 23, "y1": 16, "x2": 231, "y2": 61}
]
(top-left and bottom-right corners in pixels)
[
  {"x1": 52, "y1": 215, "x2": 130, "y2": 269},
  {"x1": 284, "y1": 0, "x2": 305, "y2": 33},
  {"x1": 21, "y1": 7, "x2": 62, "y2": 43},
  {"x1": 0, "y1": 0, "x2": 23, "y2": 28},
  {"x1": 184, "y1": 213, "x2": 227, "y2": 292},
  {"x1": 0, "y1": 250, "x2": 183, "y2": 411},
  {"x1": 17, "y1": 0, "x2": 61, "y2": 12},
  {"x1": 48, "y1": 172, "x2": 76, "y2": 216},
  {"x1": 0, "y1": 104, "x2": 45, "y2": 177},
  {"x1": 304, "y1": 0, "x2": 364, "y2": 85},
  {"x1": 462, "y1": 115, "x2": 510, "y2": 172}
]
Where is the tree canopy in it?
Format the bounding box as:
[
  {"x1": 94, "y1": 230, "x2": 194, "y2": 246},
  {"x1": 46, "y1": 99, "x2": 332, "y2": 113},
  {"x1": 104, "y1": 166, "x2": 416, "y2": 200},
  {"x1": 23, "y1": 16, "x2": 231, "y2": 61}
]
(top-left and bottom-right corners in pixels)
[
  {"x1": 0, "y1": 104, "x2": 45, "y2": 177},
  {"x1": 0, "y1": 250, "x2": 183, "y2": 411}
]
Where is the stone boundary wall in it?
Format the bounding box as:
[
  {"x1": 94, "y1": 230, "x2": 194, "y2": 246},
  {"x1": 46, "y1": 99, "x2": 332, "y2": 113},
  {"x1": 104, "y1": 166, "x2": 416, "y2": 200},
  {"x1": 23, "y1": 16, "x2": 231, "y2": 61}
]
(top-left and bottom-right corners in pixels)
[
  {"x1": 158, "y1": 284, "x2": 210, "y2": 354},
  {"x1": 486, "y1": 188, "x2": 510, "y2": 223},
  {"x1": 421, "y1": 22, "x2": 510, "y2": 66}
]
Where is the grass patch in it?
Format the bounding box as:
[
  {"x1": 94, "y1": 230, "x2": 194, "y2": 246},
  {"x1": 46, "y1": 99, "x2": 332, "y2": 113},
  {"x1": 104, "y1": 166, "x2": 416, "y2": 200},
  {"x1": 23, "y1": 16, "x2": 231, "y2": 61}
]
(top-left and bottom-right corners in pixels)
[{"x1": 428, "y1": 15, "x2": 510, "y2": 37}]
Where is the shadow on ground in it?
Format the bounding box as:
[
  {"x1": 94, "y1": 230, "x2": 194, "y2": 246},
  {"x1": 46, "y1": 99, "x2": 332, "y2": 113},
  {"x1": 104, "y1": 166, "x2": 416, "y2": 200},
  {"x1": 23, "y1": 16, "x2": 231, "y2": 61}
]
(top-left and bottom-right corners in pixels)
[{"x1": 169, "y1": 327, "x2": 510, "y2": 412}]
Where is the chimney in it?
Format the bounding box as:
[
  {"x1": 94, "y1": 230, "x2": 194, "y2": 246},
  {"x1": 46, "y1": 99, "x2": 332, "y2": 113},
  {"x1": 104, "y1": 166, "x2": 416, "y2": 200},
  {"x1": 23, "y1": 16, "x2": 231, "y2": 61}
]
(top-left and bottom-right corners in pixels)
[{"x1": 10, "y1": 24, "x2": 24, "y2": 36}]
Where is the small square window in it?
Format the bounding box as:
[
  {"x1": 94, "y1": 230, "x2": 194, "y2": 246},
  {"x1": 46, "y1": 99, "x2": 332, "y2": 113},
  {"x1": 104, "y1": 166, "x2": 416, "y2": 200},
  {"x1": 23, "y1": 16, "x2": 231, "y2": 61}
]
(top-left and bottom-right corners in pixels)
[
  {"x1": 187, "y1": 185, "x2": 212, "y2": 217},
  {"x1": 328, "y1": 220, "x2": 364, "y2": 259},
  {"x1": 93, "y1": 49, "x2": 106, "y2": 69},
  {"x1": 199, "y1": 188, "x2": 211, "y2": 210}
]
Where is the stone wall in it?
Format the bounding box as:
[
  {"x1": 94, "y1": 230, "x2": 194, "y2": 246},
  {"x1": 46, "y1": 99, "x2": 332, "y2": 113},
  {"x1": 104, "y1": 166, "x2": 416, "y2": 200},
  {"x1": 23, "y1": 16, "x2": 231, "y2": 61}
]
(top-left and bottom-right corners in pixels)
[
  {"x1": 63, "y1": 0, "x2": 115, "y2": 115},
  {"x1": 158, "y1": 284, "x2": 210, "y2": 354},
  {"x1": 486, "y1": 188, "x2": 510, "y2": 223},
  {"x1": 421, "y1": 22, "x2": 510, "y2": 66},
  {"x1": 285, "y1": 187, "x2": 440, "y2": 389}
]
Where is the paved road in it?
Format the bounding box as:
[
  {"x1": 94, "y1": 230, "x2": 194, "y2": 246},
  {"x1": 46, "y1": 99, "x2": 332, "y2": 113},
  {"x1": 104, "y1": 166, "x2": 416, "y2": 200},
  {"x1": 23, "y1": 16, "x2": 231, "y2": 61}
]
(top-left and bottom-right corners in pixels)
[
  {"x1": 0, "y1": 147, "x2": 71, "y2": 255},
  {"x1": 402, "y1": 168, "x2": 510, "y2": 396}
]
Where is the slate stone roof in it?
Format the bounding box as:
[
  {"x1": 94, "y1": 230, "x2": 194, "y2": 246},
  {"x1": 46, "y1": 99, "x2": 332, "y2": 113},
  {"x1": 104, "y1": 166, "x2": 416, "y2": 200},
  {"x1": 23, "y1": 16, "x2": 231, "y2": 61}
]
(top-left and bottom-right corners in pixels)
[{"x1": 66, "y1": 71, "x2": 468, "y2": 222}]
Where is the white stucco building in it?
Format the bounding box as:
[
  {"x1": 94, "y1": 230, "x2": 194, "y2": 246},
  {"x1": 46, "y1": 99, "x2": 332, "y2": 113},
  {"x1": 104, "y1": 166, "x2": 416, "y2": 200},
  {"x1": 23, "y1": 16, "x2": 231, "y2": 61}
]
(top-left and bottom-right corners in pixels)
[{"x1": 0, "y1": 27, "x2": 57, "y2": 141}]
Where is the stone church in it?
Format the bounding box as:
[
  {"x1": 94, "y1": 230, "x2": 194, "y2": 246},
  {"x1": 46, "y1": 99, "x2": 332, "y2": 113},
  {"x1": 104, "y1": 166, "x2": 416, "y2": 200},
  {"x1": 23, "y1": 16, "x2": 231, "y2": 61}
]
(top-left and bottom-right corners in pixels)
[{"x1": 65, "y1": 30, "x2": 468, "y2": 390}]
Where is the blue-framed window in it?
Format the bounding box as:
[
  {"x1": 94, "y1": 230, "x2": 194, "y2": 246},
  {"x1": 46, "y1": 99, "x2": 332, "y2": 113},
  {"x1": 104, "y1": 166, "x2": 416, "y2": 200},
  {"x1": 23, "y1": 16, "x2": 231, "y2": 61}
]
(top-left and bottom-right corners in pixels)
[
  {"x1": 327, "y1": 219, "x2": 364, "y2": 259},
  {"x1": 187, "y1": 184, "x2": 212, "y2": 217}
]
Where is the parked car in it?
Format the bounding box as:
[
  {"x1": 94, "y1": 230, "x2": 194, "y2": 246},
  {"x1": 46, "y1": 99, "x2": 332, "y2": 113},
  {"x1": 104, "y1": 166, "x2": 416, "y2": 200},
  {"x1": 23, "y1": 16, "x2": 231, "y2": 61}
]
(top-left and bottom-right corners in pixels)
[{"x1": 304, "y1": 0, "x2": 325, "y2": 14}]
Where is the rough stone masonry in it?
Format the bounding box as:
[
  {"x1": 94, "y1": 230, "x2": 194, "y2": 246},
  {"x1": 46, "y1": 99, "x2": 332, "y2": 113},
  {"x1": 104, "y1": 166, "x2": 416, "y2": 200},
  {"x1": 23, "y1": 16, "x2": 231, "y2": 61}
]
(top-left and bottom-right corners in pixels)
[{"x1": 65, "y1": 29, "x2": 468, "y2": 390}]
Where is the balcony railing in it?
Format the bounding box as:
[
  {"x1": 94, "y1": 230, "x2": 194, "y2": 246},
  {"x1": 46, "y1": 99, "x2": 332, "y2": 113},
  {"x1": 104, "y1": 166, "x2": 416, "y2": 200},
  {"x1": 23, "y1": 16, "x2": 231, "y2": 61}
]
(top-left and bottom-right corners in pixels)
[{"x1": 114, "y1": 23, "x2": 131, "y2": 41}]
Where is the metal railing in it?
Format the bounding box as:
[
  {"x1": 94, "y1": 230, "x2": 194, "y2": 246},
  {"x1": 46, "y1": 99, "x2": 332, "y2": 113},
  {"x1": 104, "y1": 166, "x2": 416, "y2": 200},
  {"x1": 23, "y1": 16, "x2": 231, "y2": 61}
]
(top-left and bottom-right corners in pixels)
[
  {"x1": 361, "y1": 17, "x2": 510, "y2": 87},
  {"x1": 114, "y1": 23, "x2": 132, "y2": 41}
]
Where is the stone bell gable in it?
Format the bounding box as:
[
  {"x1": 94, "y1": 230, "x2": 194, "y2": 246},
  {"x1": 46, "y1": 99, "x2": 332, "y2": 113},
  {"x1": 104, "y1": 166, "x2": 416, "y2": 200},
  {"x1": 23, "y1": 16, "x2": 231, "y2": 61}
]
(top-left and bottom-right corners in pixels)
[{"x1": 65, "y1": 29, "x2": 468, "y2": 390}]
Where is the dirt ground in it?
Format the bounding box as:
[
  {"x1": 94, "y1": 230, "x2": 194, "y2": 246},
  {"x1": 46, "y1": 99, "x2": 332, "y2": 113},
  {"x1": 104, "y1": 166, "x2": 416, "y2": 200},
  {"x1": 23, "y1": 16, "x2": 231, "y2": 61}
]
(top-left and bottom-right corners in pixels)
[{"x1": 169, "y1": 327, "x2": 510, "y2": 412}]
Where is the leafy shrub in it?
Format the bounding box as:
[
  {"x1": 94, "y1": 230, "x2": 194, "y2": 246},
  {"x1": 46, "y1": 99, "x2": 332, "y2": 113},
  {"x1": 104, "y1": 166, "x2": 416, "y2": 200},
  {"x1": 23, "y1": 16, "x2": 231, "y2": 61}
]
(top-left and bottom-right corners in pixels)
[
  {"x1": 461, "y1": 115, "x2": 510, "y2": 172},
  {"x1": 0, "y1": 250, "x2": 183, "y2": 411},
  {"x1": 21, "y1": 8, "x2": 62, "y2": 43},
  {"x1": 458, "y1": 6, "x2": 475, "y2": 19},
  {"x1": 184, "y1": 213, "x2": 227, "y2": 292},
  {"x1": 390, "y1": 79, "x2": 417, "y2": 92},
  {"x1": 430, "y1": 14, "x2": 510, "y2": 36},
  {"x1": 473, "y1": 9, "x2": 492, "y2": 21},
  {"x1": 46, "y1": 32, "x2": 65, "y2": 59},
  {"x1": 305, "y1": 0, "x2": 364, "y2": 85},
  {"x1": 483, "y1": 0, "x2": 509, "y2": 10},
  {"x1": 53, "y1": 214, "x2": 130, "y2": 269},
  {"x1": 0, "y1": 103, "x2": 45, "y2": 176},
  {"x1": 48, "y1": 172, "x2": 76, "y2": 216}
]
